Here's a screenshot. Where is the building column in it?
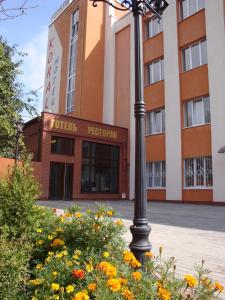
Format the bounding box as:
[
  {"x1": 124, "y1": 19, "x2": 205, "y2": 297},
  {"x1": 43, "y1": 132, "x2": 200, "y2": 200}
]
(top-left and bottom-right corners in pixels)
[
  {"x1": 102, "y1": 5, "x2": 116, "y2": 125},
  {"x1": 205, "y1": 0, "x2": 225, "y2": 202},
  {"x1": 163, "y1": 0, "x2": 182, "y2": 201}
]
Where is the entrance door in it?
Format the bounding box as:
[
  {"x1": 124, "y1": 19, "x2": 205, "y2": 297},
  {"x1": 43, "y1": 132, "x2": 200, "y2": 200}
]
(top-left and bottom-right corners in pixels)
[{"x1": 49, "y1": 162, "x2": 73, "y2": 200}]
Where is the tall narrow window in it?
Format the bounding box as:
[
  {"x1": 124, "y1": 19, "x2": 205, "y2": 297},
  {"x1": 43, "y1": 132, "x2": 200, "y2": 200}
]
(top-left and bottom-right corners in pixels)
[
  {"x1": 146, "y1": 161, "x2": 166, "y2": 188},
  {"x1": 184, "y1": 156, "x2": 213, "y2": 188},
  {"x1": 184, "y1": 96, "x2": 210, "y2": 127},
  {"x1": 146, "y1": 108, "x2": 165, "y2": 135},
  {"x1": 181, "y1": 0, "x2": 205, "y2": 20},
  {"x1": 147, "y1": 17, "x2": 163, "y2": 38},
  {"x1": 182, "y1": 40, "x2": 207, "y2": 71},
  {"x1": 66, "y1": 10, "x2": 79, "y2": 114},
  {"x1": 147, "y1": 58, "x2": 164, "y2": 84}
]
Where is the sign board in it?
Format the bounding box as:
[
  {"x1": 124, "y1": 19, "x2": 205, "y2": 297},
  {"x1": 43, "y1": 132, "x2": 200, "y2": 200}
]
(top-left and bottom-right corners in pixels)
[{"x1": 43, "y1": 24, "x2": 62, "y2": 114}]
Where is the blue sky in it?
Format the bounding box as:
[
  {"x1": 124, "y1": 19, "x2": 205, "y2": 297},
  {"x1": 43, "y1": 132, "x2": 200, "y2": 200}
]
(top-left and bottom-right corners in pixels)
[{"x1": 0, "y1": 0, "x2": 64, "y2": 118}]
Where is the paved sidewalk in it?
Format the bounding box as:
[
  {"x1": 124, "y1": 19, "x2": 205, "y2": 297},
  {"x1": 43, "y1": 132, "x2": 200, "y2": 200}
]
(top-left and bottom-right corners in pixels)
[{"x1": 38, "y1": 200, "x2": 225, "y2": 298}]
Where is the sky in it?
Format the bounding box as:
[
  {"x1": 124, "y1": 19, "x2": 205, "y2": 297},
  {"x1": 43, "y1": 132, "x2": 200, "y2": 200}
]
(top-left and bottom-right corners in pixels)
[{"x1": 0, "y1": 0, "x2": 64, "y2": 119}]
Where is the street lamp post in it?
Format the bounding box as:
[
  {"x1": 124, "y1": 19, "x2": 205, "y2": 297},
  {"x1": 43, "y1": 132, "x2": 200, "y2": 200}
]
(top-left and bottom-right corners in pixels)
[
  {"x1": 15, "y1": 118, "x2": 24, "y2": 164},
  {"x1": 90, "y1": 0, "x2": 168, "y2": 264}
]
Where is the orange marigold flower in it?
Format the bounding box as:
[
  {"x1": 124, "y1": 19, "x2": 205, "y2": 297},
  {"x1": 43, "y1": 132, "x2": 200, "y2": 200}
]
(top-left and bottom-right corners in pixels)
[
  {"x1": 119, "y1": 278, "x2": 128, "y2": 285},
  {"x1": 72, "y1": 269, "x2": 85, "y2": 279},
  {"x1": 122, "y1": 288, "x2": 135, "y2": 300},
  {"x1": 123, "y1": 250, "x2": 141, "y2": 268},
  {"x1": 75, "y1": 212, "x2": 82, "y2": 218},
  {"x1": 51, "y1": 238, "x2": 65, "y2": 247},
  {"x1": 132, "y1": 271, "x2": 142, "y2": 281},
  {"x1": 157, "y1": 285, "x2": 171, "y2": 300},
  {"x1": 107, "y1": 278, "x2": 121, "y2": 292},
  {"x1": 184, "y1": 275, "x2": 197, "y2": 287},
  {"x1": 213, "y1": 282, "x2": 224, "y2": 292},
  {"x1": 97, "y1": 261, "x2": 117, "y2": 277},
  {"x1": 107, "y1": 210, "x2": 113, "y2": 216},
  {"x1": 145, "y1": 251, "x2": 154, "y2": 258},
  {"x1": 115, "y1": 219, "x2": 123, "y2": 226},
  {"x1": 88, "y1": 283, "x2": 97, "y2": 292}
]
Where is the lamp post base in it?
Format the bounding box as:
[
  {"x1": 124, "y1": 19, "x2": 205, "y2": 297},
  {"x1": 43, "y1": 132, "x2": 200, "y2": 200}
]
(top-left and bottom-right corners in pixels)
[{"x1": 130, "y1": 219, "x2": 151, "y2": 264}]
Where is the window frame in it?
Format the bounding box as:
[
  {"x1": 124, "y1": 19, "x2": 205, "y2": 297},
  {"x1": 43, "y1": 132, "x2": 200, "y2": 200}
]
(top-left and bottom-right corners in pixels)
[
  {"x1": 146, "y1": 16, "x2": 163, "y2": 39},
  {"x1": 66, "y1": 9, "x2": 79, "y2": 114},
  {"x1": 147, "y1": 58, "x2": 164, "y2": 85},
  {"x1": 146, "y1": 161, "x2": 166, "y2": 189},
  {"x1": 146, "y1": 107, "x2": 165, "y2": 135},
  {"x1": 180, "y1": 0, "x2": 205, "y2": 20},
  {"x1": 184, "y1": 156, "x2": 213, "y2": 189},
  {"x1": 51, "y1": 136, "x2": 75, "y2": 156},
  {"x1": 182, "y1": 39, "x2": 207, "y2": 72},
  {"x1": 184, "y1": 96, "x2": 210, "y2": 128}
]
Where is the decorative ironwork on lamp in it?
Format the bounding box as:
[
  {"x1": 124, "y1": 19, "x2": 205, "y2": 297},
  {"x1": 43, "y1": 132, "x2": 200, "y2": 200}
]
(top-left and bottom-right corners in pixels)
[{"x1": 90, "y1": 0, "x2": 168, "y2": 264}]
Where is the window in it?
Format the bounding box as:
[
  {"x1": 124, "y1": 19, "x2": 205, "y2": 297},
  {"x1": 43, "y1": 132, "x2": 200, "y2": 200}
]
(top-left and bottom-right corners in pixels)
[
  {"x1": 146, "y1": 161, "x2": 166, "y2": 188},
  {"x1": 51, "y1": 136, "x2": 74, "y2": 156},
  {"x1": 181, "y1": 0, "x2": 205, "y2": 19},
  {"x1": 146, "y1": 108, "x2": 165, "y2": 135},
  {"x1": 147, "y1": 58, "x2": 164, "y2": 84},
  {"x1": 184, "y1": 96, "x2": 210, "y2": 127},
  {"x1": 147, "y1": 17, "x2": 163, "y2": 38},
  {"x1": 66, "y1": 10, "x2": 79, "y2": 113},
  {"x1": 184, "y1": 156, "x2": 213, "y2": 188},
  {"x1": 81, "y1": 141, "x2": 119, "y2": 193},
  {"x1": 182, "y1": 40, "x2": 207, "y2": 71}
]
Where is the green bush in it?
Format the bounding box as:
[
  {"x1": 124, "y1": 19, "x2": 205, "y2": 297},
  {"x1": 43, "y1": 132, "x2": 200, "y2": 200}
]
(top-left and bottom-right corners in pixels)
[
  {"x1": 0, "y1": 158, "x2": 40, "y2": 238},
  {"x1": 0, "y1": 232, "x2": 31, "y2": 300}
]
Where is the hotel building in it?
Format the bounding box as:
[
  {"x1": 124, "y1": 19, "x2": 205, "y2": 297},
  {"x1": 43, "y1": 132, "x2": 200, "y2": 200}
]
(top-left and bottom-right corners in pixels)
[{"x1": 24, "y1": 0, "x2": 225, "y2": 203}]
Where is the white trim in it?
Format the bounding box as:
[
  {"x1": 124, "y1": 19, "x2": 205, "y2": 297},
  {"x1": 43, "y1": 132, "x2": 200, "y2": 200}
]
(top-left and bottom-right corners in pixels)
[
  {"x1": 205, "y1": 0, "x2": 225, "y2": 202},
  {"x1": 164, "y1": 0, "x2": 182, "y2": 201}
]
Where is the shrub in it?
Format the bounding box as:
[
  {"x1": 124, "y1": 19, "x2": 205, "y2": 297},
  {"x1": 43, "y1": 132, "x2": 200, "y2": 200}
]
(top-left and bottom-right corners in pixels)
[
  {"x1": 0, "y1": 231, "x2": 31, "y2": 300},
  {"x1": 0, "y1": 158, "x2": 40, "y2": 238}
]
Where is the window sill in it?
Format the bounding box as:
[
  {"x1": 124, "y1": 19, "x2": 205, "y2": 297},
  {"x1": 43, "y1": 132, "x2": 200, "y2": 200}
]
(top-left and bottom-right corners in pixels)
[
  {"x1": 181, "y1": 63, "x2": 207, "y2": 74},
  {"x1": 147, "y1": 187, "x2": 166, "y2": 190},
  {"x1": 146, "y1": 132, "x2": 165, "y2": 137},
  {"x1": 183, "y1": 187, "x2": 213, "y2": 190},
  {"x1": 182, "y1": 123, "x2": 211, "y2": 130},
  {"x1": 144, "y1": 79, "x2": 164, "y2": 88},
  {"x1": 144, "y1": 31, "x2": 163, "y2": 42}
]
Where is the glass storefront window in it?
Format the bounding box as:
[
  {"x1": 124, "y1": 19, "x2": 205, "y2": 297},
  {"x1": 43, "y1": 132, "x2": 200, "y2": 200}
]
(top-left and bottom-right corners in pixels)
[{"x1": 81, "y1": 141, "x2": 119, "y2": 193}]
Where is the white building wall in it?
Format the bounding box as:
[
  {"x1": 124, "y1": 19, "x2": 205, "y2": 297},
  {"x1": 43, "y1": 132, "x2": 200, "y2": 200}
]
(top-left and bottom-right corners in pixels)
[
  {"x1": 164, "y1": 0, "x2": 182, "y2": 201},
  {"x1": 205, "y1": 0, "x2": 225, "y2": 202}
]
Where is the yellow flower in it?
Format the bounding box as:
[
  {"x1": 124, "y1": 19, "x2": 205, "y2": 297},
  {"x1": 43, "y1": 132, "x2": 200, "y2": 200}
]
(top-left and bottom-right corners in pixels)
[
  {"x1": 55, "y1": 227, "x2": 64, "y2": 232},
  {"x1": 36, "y1": 240, "x2": 44, "y2": 246},
  {"x1": 48, "y1": 251, "x2": 54, "y2": 256},
  {"x1": 88, "y1": 283, "x2": 97, "y2": 292},
  {"x1": 67, "y1": 260, "x2": 73, "y2": 267},
  {"x1": 64, "y1": 212, "x2": 72, "y2": 218},
  {"x1": 115, "y1": 219, "x2": 123, "y2": 226},
  {"x1": 213, "y1": 282, "x2": 224, "y2": 292},
  {"x1": 107, "y1": 210, "x2": 113, "y2": 216},
  {"x1": 51, "y1": 283, "x2": 60, "y2": 291},
  {"x1": 61, "y1": 250, "x2": 68, "y2": 256},
  {"x1": 123, "y1": 251, "x2": 141, "y2": 268},
  {"x1": 122, "y1": 288, "x2": 135, "y2": 300},
  {"x1": 103, "y1": 251, "x2": 110, "y2": 258},
  {"x1": 29, "y1": 278, "x2": 43, "y2": 286},
  {"x1": 145, "y1": 251, "x2": 154, "y2": 258},
  {"x1": 119, "y1": 278, "x2": 128, "y2": 285},
  {"x1": 74, "y1": 250, "x2": 82, "y2": 256},
  {"x1": 157, "y1": 285, "x2": 171, "y2": 300},
  {"x1": 36, "y1": 264, "x2": 43, "y2": 270},
  {"x1": 184, "y1": 275, "x2": 197, "y2": 287},
  {"x1": 48, "y1": 235, "x2": 54, "y2": 240},
  {"x1": 32, "y1": 297, "x2": 38, "y2": 300},
  {"x1": 52, "y1": 271, "x2": 58, "y2": 277},
  {"x1": 132, "y1": 271, "x2": 142, "y2": 281},
  {"x1": 72, "y1": 290, "x2": 90, "y2": 300},
  {"x1": 53, "y1": 296, "x2": 60, "y2": 300},
  {"x1": 97, "y1": 261, "x2": 117, "y2": 277},
  {"x1": 85, "y1": 262, "x2": 94, "y2": 272},
  {"x1": 75, "y1": 212, "x2": 82, "y2": 218},
  {"x1": 107, "y1": 278, "x2": 121, "y2": 292},
  {"x1": 36, "y1": 228, "x2": 42, "y2": 233},
  {"x1": 66, "y1": 285, "x2": 75, "y2": 293}
]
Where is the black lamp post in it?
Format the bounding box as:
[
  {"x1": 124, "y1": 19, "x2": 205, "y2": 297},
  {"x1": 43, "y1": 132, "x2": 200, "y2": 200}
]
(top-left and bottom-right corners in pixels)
[
  {"x1": 90, "y1": 0, "x2": 168, "y2": 264},
  {"x1": 15, "y1": 118, "x2": 24, "y2": 164}
]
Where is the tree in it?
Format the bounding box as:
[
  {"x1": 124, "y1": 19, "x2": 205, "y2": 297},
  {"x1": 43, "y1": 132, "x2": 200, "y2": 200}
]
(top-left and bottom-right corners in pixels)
[
  {"x1": 0, "y1": 0, "x2": 38, "y2": 20},
  {"x1": 0, "y1": 36, "x2": 38, "y2": 158}
]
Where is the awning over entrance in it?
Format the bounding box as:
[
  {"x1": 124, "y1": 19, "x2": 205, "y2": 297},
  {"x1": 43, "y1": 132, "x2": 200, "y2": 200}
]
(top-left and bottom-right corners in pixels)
[{"x1": 218, "y1": 146, "x2": 225, "y2": 154}]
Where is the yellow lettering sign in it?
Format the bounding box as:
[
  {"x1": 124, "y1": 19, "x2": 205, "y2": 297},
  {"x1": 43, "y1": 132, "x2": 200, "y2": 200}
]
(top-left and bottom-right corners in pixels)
[
  {"x1": 87, "y1": 126, "x2": 117, "y2": 139},
  {"x1": 51, "y1": 120, "x2": 78, "y2": 132}
]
